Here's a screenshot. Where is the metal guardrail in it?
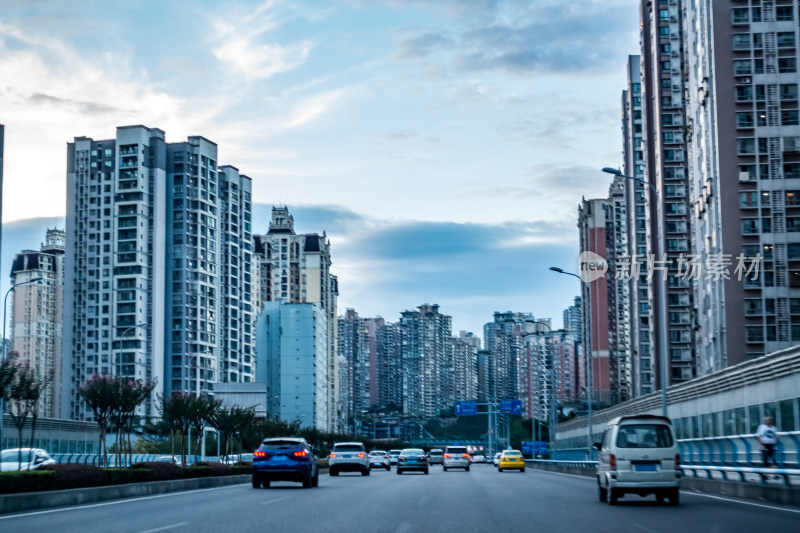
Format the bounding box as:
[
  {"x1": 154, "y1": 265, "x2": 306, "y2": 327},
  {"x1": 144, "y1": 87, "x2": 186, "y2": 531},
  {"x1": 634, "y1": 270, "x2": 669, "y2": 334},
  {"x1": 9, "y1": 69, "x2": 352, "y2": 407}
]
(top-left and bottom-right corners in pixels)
[
  {"x1": 51, "y1": 454, "x2": 226, "y2": 467},
  {"x1": 527, "y1": 459, "x2": 597, "y2": 468},
  {"x1": 678, "y1": 431, "x2": 800, "y2": 468},
  {"x1": 681, "y1": 465, "x2": 800, "y2": 487}
]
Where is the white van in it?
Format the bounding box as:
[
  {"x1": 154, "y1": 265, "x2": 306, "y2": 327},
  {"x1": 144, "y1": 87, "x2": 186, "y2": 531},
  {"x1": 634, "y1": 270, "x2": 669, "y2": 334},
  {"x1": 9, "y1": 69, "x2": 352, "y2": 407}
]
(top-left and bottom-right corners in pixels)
[{"x1": 594, "y1": 415, "x2": 680, "y2": 506}]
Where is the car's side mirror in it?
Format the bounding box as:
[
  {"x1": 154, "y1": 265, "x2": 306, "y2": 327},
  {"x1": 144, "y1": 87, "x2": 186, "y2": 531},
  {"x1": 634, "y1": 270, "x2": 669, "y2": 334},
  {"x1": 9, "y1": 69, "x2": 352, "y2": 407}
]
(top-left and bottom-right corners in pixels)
[{"x1": 592, "y1": 442, "x2": 602, "y2": 451}]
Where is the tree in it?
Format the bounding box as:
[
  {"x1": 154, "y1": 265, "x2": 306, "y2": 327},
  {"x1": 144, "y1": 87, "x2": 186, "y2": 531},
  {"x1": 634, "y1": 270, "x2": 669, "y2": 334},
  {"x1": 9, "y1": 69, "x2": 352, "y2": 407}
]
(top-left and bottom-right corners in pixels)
[
  {"x1": 157, "y1": 393, "x2": 184, "y2": 464},
  {"x1": 79, "y1": 374, "x2": 119, "y2": 467},
  {"x1": 5, "y1": 355, "x2": 50, "y2": 470},
  {"x1": 117, "y1": 378, "x2": 157, "y2": 467},
  {"x1": 210, "y1": 406, "x2": 255, "y2": 462},
  {"x1": 0, "y1": 355, "x2": 17, "y2": 450},
  {"x1": 188, "y1": 394, "x2": 221, "y2": 460}
]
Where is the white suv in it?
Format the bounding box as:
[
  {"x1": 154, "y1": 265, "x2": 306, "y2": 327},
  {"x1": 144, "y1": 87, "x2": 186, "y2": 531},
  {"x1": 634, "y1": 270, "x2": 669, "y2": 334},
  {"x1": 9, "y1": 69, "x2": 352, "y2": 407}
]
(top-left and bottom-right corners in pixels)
[
  {"x1": 443, "y1": 446, "x2": 470, "y2": 471},
  {"x1": 595, "y1": 415, "x2": 680, "y2": 506},
  {"x1": 329, "y1": 442, "x2": 370, "y2": 476}
]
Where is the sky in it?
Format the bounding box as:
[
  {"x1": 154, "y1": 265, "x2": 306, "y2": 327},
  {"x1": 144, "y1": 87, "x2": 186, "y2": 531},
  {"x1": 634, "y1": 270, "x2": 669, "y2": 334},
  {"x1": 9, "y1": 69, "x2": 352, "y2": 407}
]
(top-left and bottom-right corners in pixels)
[{"x1": 0, "y1": 0, "x2": 640, "y2": 338}]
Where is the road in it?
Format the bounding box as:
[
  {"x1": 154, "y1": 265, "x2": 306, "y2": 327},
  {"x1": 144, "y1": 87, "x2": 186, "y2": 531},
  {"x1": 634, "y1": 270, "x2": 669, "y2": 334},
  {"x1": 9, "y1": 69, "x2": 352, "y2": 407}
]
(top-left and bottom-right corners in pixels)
[{"x1": 2, "y1": 464, "x2": 799, "y2": 533}]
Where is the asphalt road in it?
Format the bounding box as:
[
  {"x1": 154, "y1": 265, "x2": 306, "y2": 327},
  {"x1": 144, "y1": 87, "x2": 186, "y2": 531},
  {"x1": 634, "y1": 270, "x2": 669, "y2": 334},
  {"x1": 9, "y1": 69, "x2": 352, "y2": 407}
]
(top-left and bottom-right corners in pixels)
[{"x1": 2, "y1": 464, "x2": 799, "y2": 533}]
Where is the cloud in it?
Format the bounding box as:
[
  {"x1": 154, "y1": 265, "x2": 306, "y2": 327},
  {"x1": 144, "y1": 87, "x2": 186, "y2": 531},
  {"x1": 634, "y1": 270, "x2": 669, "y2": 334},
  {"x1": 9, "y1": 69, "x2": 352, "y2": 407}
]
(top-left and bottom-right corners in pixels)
[
  {"x1": 393, "y1": 0, "x2": 637, "y2": 75},
  {"x1": 213, "y1": 38, "x2": 313, "y2": 80}
]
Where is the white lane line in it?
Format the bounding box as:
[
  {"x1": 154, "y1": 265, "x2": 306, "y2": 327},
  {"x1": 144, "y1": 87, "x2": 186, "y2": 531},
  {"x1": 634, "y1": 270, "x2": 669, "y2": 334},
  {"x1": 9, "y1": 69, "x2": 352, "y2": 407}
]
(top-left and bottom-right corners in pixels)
[
  {"x1": 261, "y1": 496, "x2": 291, "y2": 506},
  {"x1": 529, "y1": 468, "x2": 800, "y2": 515},
  {"x1": 684, "y1": 491, "x2": 800, "y2": 514},
  {"x1": 138, "y1": 522, "x2": 189, "y2": 533},
  {"x1": 0, "y1": 483, "x2": 244, "y2": 520}
]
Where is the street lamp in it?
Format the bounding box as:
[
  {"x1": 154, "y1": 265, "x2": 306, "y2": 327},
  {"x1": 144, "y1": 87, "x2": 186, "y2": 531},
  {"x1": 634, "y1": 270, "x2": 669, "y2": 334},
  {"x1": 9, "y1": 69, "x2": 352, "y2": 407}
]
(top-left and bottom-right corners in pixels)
[
  {"x1": 550, "y1": 266, "x2": 593, "y2": 453},
  {"x1": 116, "y1": 323, "x2": 149, "y2": 380},
  {"x1": 1, "y1": 276, "x2": 44, "y2": 449},
  {"x1": 602, "y1": 167, "x2": 668, "y2": 417}
]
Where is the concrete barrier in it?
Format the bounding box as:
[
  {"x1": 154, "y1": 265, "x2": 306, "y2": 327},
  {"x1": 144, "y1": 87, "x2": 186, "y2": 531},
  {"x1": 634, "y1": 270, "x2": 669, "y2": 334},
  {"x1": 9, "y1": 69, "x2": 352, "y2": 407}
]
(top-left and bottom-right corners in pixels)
[
  {"x1": 525, "y1": 461, "x2": 800, "y2": 507},
  {"x1": 0, "y1": 474, "x2": 250, "y2": 515}
]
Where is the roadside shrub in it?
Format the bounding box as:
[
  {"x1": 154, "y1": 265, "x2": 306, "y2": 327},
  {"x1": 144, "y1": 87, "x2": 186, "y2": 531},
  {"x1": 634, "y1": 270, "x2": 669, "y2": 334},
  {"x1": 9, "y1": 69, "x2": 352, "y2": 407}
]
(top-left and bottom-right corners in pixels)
[
  {"x1": 0, "y1": 470, "x2": 57, "y2": 494},
  {"x1": 231, "y1": 465, "x2": 252, "y2": 475},
  {"x1": 184, "y1": 465, "x2": 215, "y2": 478},
  {"x1": 132, "y1": 461, "x2": 184, "y2": 481},
  {"x1": 107, "y1": 468, "x2": 156, "y2": 485},
  {"x1": 318, "y1": 459, "x2": 329, "y2": 469},
  {"x1": 194, "y1": 462, "x2": 232, "y2": 476},
  {"x1": 42, "y1": 463, "x2": 109, "y2": 490}
]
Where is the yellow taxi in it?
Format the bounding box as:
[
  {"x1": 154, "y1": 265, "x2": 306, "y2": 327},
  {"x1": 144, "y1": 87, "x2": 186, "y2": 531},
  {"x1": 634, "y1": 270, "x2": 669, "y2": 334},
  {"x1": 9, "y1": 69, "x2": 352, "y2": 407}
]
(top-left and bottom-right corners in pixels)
[{"x1": 497, "y1": 449, "x2": 525, "y2": 472}]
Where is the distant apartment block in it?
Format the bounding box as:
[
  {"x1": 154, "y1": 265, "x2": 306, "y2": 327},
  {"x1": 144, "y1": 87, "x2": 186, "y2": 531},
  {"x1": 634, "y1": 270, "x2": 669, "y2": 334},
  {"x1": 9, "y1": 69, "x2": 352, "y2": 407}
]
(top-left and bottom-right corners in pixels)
[
  {"x1": 62, "y1": 125, "x2": 254, "y2": 420},
  {"x1": 338, "y1": 309, "x2": 383, "y2": 416},
  {"x1": 9, "y1": 229, "x2": 65, "y2": 418},
  {"x1": 253, "y1": 207, "x2": 340, "y2": 431}
]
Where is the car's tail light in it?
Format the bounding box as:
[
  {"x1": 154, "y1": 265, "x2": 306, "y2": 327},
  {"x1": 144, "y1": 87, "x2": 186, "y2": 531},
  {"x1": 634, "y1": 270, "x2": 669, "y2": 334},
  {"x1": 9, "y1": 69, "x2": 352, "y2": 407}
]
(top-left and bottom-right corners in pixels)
[
  {"x1": 674, "y1": 454, "x2": 680, "y2": 467},
  {"x1": 443, "y1": 454, "x2": 451, "y2": 458},
  {"x1": 462, "y1": 454, "x2": 470, "y2": 459},
  {"x1": 254, "y1": 451, "x2": 266, "y2": 458},
  {"x1": 609, "y1": 453, "x2": 616, "y2": 470},
  {"x1": 293, "y1": 450, "x2": 307, "y2": 457},
  {"x1": 329, "y1": 453, "x2": 337, "y2": 458},
  {"x1": 358, "y1": 453, "x2": 365, "y2": 458}
]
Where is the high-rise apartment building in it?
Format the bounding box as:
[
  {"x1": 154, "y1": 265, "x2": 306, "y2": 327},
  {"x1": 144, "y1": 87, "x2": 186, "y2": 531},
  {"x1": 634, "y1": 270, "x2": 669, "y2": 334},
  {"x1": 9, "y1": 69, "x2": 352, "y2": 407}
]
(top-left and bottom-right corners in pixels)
[
  {"x1": 62, "y1": 125, "x2": 254, "y2": 420},
  {"x1": 640, "y1": 0, "x2": 696, "y2": 387},
  {"x1": 338, "y1": 309, "x2": 383, "y2": 416},
  {"x1": 376, "y1": 320, "x2": 405, "y2": 412},
  {"x1": 685, "y1": 0, "x2": 800, "y2": 370},
  {"x1": 450, "y1": 331, "x2": 479, "y2": 403},
  {"x1": 253, "y1": 207, "x2": 340, "y2": 430},
  {"x1": 9, "y1": 229, "x2": 65, "y2": 418},
  {"x1": 522, "y1": 331, "x2": 576, "y2": 422}
]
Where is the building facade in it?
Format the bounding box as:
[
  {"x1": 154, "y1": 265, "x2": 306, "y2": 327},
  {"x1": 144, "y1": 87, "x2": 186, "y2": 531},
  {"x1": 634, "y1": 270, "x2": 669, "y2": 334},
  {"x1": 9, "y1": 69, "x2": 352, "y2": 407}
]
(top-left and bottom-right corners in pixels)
[
  {"x1": 9, "y1": 229, "x2": 65, "y2": 418},
  {"x1": 684, "y1": 0, "x2": 800, "y2": 370},
  {"x1": 62, "y1": 125, "x2": 254, "y2": 421},
  {"x1": 338, "y1": 309, "x2": 383, "y2": 417},
  {"x1": 253, "y1": 207, "x2": 340, "y2": 431}
]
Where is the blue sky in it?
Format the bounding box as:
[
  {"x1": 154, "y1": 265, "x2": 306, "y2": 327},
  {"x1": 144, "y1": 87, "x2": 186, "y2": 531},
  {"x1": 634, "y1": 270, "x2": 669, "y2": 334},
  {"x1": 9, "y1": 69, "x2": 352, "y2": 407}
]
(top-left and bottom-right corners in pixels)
[{"x1": 0, "y1": 0, "x2": 639, "y2": 337}]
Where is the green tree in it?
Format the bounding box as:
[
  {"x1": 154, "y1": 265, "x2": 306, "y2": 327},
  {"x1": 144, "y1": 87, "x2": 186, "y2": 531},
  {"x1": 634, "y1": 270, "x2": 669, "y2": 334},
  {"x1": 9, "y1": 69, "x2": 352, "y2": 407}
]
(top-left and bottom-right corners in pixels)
[
  {"x1": 210, "y1": 406, "x2": 255, "y2": 461},
  {"x1": 0, "y1": 355, "x2": 18, "y2": 450},
  {"x1": 6, "y1": 355, "x2": 51, "y2": 470},
  {"x1": 79, "y1": 374, "x2": 119, "y2": 467}
]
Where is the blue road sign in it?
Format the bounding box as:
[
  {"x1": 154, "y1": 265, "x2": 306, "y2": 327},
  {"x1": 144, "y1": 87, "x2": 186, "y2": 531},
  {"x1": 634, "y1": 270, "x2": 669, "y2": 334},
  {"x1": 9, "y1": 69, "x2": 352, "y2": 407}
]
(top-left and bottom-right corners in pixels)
[
  {"x1": 499, "y1": 400, "x2": 523, "y2": 415},
  {"x1": 521, "y1": 441, "x2": 548, "y2": 454},
  {"x1": 454, "y1": 401, "x2": 477, "y2": 416}
]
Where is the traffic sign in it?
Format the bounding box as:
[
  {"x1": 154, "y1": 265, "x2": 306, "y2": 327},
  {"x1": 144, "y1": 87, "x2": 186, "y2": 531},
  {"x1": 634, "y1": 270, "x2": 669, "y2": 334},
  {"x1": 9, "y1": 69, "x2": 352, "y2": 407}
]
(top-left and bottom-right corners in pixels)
[
  {"x1": 521, "y1": 441, "x2": 547, "y2": 454},
  {"x1": 499, "y1": 400, "x2": 523, "y2": 415},
  {"x1": 454, "y1": 401, "x2": 477, "y2": 416}
]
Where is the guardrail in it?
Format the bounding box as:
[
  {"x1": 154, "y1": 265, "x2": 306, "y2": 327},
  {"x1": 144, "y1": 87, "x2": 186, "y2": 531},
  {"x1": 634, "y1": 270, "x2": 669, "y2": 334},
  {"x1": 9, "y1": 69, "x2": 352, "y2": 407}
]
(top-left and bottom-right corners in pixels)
[
  {"x1": 681, "y1": 465, "x2": 800, "y2": 487},
  {"x1": 678, "y1": 431, "x2": 800, "y2": 468},
  {"x1": 527, "y1": 459, "x2": 597, "y2": 469},
  {"x1": 51, "y1": 454, "x2": 226, "y2": 467}
]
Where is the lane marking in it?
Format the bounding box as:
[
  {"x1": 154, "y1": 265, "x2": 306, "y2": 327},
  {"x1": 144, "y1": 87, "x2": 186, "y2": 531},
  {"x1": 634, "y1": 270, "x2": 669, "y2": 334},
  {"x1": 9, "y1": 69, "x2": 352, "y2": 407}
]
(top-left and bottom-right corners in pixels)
[
  {"x1": 0, "y1": 483, "x2": 244, "y2": 520},
  {"x1": 261, "y1": 496, "x2": 291, "y2": 506},
  {"x1": 138, "y1": 522, "x2": 189, "y2": 533},
  {"x1": 528, "y1": 468, "x2": 800, "y2": 515},
  {"x1": 684, "y1": 491, "x2": 800, "y2": 514}
]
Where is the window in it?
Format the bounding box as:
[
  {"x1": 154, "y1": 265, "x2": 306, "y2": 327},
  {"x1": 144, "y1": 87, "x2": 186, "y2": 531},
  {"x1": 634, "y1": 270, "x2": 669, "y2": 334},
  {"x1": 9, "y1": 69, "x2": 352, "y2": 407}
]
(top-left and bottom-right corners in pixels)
[
  {"x1": 734, "y1": 59, "x2": 752, "y2": 75},
  {"x1": 742, "y1": 218, "x2": 759, "y2": 233},
  {"x1": 736, "y1": 85, "x2": 753, "y2": 102},
  {"x1": 740, "y1": 191, "x2": 759, "y2": 208},
  {"x1": 733, "y1": 34, "x2": 750, "y2": 50},
  {"x1": 762, "y1": 217, "x2": 772, "y2": 232},
  {"x1": 783, "y1": 110, "x2": 799, "y2": 126},
  {"x1": 779, "y1": 58, "x2": 797, "y2": 73},
  {"x1": 616, "y1": 425, "x2": 674, "y2": 448},
  {"x1": 660, "y1": 26, "x2": 670, "y2": 37},
  {"x1": 776, "y1": 6, "x2": 794, "y2": 21},
  {"x1": 737, "y1": 112, "x2": 754, "y2": 128},
  {"x1": 732, "y1": 7, "x2": 749, "y2": 23},
  {"x1": 751, "y1": 7, "x2": 762, "y2": 22},
  {"x1": 789, "y1": 244, "x2": 800, "y2": 259},
  {"x1": 755, "y1": 85, "x2": 766, "y2": 101},
  {"x1": 662, "y1": 61, "x2": 671, "y2": 72},
  {"x1": 753, "y1": 33, "x2": 763, "y2": 49},
  {"x1": 737, "y1": 138, "x2": 755, "y2": 154},
  {"x1": 745, "y1": 299, "x2": 763, "y2": 315},
  {"x1": 787, "y1": 191, "x2": 799, "y2": 206},
  {"x1": 746, "y1": 326, "x2": 764, "y2": 343},
  {"x1": 663, "y1": 131, "x2": 674, "y2": 143},
  {"x1": 780, "y1": 84, "x2": 798, "y2": 101},
  {"x1": 777, "y1": 32, "x2": 796, "y2": 48},
  {"x1": 659, "y1": 9, "x2": 669, "y2": 20}
]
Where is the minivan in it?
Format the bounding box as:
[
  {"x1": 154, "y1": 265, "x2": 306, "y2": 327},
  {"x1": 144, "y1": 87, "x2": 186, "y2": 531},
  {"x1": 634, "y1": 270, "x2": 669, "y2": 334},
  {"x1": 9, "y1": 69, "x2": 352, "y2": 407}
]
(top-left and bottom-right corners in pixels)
[{"x1": 594, "y1": 415, "x2": 680, "y2": 505}]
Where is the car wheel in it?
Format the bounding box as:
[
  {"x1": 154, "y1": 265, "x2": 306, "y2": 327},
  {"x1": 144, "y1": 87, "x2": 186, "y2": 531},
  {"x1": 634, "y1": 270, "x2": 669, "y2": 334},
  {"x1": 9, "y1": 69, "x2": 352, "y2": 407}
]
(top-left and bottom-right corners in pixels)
[
  {"x1": 424, "y1": 469, "x2": 429, "y2": 475},
  {"x1": 520, "y1": 468, "x2": 525, "y2": 473},
  {"x1": 597, "y1": 483, "x2": 607, "y2": 502},
  {"x1": 312, "y1": 471, "x2": 319, "y2": 487},
  {"x1": 498, "y1": 467, "x2": 503, "y2": 472},
  {"x1": 397, "y1": 469, "x2": 403, "y2": 475},
  {"x1": 303, "y1": 471, "x2": 312, "y2": 488},
  {"x1": 669, "y1": 489, "x2": 680, "y2": 507},
  {"x1": 609, "y1": 488, "x2": 620, "y2": 505},
  {"x1": 443, "y1": 466, "x2": 448, "y2": 471},
  {"x1": 465, "y1": 466, "x2": 470, "y2": 472},
  {"x1": 362, "y1": 468, "x2": 370, "y2": 476},
  {"x1": 252, "y1": 475, "x2": 262, "y2": 489},
  {"x1": 330, "y1": 467, "x2": 338, "y2": 476},
  {"x1": 386, "y1": 465, "x2": 391, "y2": 471}
]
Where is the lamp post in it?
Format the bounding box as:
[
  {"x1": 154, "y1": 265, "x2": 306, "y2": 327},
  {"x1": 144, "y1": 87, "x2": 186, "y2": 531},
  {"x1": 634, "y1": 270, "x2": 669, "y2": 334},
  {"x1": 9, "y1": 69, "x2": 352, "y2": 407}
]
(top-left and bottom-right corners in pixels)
[
  {"x1": 116, "y1": 323, "x2": 149, "y2": 380},
  {"x1": 602, "y1": 167, "x2": 668, "y2": 417},
  {"x1": 549, "y1": 266, "x2": 594, "y2": 453},
  {"x1": 1, "y1": 276, "x2": 44, "y2": 449}
]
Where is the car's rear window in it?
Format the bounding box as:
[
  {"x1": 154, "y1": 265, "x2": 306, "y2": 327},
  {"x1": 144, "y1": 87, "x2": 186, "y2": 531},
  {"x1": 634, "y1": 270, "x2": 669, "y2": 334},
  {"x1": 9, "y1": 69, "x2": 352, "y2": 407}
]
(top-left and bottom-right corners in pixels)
[
  {"x1": 261, "y1": 440, "x2": 302, "y2": 449},
  {"x1": 504, "y1": 451, "x2": 521, "y2": 456},
  {"x1": 369, "y1": 451, "x2": 386, "y2": 456},
  {"x1": 334, "y1": 444, "x2": 364, "y2": 452},
  {"x1": 389, "y1": 449, "x2": 402, "y2": 454},
  {"x1": 446, "y1": 447, "x2": 468, "y2": 454},
  {"x1": 402, "y1": 449, "x2": 424, "y2": 456},
  {"x1": 429, "y1": 450, "x2": 443, "y2": 455},
  {"x1": 616, "y1": 424, "x2": 674, "y2": 448}
]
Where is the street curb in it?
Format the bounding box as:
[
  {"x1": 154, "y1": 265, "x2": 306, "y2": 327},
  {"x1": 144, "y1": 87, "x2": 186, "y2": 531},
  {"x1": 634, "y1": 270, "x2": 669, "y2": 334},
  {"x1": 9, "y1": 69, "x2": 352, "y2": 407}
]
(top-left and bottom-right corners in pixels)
[
  {"x1": 0, "y1": 474, "x2": 250, "y2": 515},
  {"x1": 525, "y1": 462, "x2": 800, "y2": 507}
]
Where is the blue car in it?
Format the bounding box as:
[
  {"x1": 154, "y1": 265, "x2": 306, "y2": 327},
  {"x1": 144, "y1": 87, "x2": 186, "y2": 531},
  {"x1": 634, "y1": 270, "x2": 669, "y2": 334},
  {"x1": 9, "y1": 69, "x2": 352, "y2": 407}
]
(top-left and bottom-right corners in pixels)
[{"x1": 252, "y1": 437, "x2": 320, "y2": 489}]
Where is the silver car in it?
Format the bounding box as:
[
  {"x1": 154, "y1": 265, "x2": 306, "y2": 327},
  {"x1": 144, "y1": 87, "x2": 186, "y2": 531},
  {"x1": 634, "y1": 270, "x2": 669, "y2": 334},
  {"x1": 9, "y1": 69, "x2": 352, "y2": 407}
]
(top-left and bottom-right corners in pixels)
[
  {"x1": 1, "y1": 448, "x2": 55, "y2": 472},
  {"x1": 443, "y1": 446, "x2": 470, "y2": 471},
  {"x1": 397, "y1": 448, "x2": 429, "y2": 475},
  {"x1": 368, "y1": 450, "x2": 391, "y2": 470},
  {"x1": 329, "y1": 442, "x2": 370, "y2": 476}
]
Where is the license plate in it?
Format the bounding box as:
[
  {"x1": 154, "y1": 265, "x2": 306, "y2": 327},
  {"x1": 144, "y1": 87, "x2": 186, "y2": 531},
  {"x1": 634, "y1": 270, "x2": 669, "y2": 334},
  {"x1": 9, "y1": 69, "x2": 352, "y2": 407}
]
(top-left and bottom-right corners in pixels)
[
  {"x1": 343, "y1": 454, "x2": 351, "y2": 458},
  {"x1": 635, "y1": 463, "x2": 657, "y2": 472},
  {"x1": 272, "y1": 455, "x2": 288, "y2": 462}
]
